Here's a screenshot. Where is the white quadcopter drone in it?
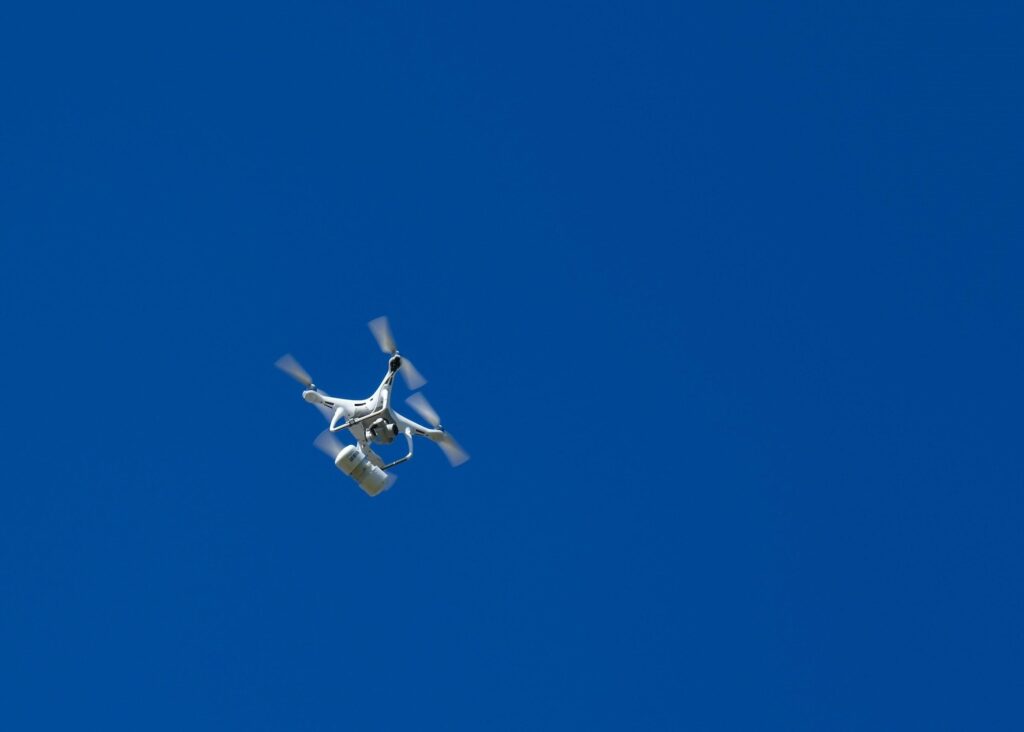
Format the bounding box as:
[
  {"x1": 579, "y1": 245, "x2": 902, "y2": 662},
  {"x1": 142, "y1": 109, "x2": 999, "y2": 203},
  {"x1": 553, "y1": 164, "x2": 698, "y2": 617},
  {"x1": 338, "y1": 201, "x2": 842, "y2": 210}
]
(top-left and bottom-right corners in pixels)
[{"x1": 275, "y1": 316, "x2": 469, "y2": 496}]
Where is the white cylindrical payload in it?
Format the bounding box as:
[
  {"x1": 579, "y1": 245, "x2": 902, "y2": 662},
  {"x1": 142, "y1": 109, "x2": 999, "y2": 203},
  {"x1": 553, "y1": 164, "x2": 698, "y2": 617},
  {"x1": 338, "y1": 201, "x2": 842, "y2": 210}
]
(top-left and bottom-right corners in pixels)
[{"x1": 334, "y1": 445, "x2": 392, "y2": 497}]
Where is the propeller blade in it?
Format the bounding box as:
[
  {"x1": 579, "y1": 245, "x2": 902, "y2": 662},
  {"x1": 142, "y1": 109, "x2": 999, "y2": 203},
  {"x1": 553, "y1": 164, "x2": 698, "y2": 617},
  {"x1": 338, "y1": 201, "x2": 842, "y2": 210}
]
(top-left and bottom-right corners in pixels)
[
  {"x1": 438, "y1": 434, "x2": 470, "y2": 467},
  {"x1": 369, "y1": 317, "x2": 427, "y2": 386},
  {"x1": 406, "y1": 393, "x2": 468, "y2": 465},
  {"x1": 406, "y1": 392, "x2": 441, "y2": 428},
  {"x1": 400, "y1": 357, "x2": 427, "y2": 390},
  {"x1": 275, "y1": 353, "x2": 314, "y2": 388},
  {"x1": 368, "y1": 316, "x2": 397, "y2": 354},
  {"x1": 314, "y1": 430, "x2": 344, "y2": 460}
]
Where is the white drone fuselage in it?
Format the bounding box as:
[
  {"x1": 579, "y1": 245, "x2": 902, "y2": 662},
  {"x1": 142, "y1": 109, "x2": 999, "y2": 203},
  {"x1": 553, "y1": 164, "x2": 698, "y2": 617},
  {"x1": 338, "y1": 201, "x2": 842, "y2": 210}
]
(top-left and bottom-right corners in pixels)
[
  {"x1": 277, "y1": 317, "x2": 468, "y2": 497},
  {"x1": 303, "y1": 355, "x2": 444, "y2": 472}
]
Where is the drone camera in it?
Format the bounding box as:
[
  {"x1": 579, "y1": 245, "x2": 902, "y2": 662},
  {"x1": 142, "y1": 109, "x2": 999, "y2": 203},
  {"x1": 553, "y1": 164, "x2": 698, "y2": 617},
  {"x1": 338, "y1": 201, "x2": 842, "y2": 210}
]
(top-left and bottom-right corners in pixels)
[{"x1": 367, "y1": 418, "x2": 399, "y2": 445}]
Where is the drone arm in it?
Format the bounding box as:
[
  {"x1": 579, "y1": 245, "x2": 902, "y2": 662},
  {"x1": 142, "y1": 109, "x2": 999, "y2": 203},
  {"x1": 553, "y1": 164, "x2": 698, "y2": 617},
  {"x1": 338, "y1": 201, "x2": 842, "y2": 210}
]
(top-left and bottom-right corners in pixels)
[
  {"x1": 392, "y1": 411, "x2": 445, "y2": 441},
  {"x1": 374, "y1": 357, "x2": 400, "y2": 395},
  {"x1": 391, "y1": 409, "x2": 468, "y2": 466}
]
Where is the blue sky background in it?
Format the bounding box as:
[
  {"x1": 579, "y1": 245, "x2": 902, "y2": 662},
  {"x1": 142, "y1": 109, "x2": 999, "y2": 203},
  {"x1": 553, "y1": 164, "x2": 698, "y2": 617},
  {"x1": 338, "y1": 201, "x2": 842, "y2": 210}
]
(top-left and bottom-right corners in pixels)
[{"x1": 1, "y1": 2, "x2": 1021, "y2": 729}]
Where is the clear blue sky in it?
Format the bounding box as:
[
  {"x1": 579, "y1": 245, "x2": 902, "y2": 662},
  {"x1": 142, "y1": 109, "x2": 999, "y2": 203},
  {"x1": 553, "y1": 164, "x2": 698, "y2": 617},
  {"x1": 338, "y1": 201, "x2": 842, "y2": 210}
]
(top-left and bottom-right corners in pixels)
[{"x1": 1, "y1": 2, "x2": 1021, "y2": 729}]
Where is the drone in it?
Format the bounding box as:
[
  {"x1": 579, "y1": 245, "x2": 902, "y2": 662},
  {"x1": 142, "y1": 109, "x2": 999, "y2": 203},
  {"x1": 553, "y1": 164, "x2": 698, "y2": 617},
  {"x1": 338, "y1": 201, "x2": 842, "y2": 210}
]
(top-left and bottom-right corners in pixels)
[{"x1": 275, "y1": 316, "x2": 469, "y2": 496}]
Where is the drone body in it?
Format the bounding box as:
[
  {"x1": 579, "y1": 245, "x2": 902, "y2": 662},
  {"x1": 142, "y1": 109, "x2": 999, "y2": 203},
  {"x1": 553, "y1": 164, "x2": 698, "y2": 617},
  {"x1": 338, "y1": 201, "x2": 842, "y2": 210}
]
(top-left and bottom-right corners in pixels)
[{"x1": 276, "y1": 317, "x2": 468, "y2": 496}]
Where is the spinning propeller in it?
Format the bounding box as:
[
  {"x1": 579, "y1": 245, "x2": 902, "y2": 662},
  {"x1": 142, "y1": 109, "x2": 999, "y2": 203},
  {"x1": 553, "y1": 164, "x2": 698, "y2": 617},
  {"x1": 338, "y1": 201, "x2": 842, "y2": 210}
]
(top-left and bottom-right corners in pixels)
[
  {"x1": 274, "y1": 353, "x2": 314, "y2": 389},
  {"x1": 405, "y1": 392, "x2": 470, "y2": 467},
  {"x1": 368, "y1": 316, "x2": 427, "y2": 390},
  {"x1": 313, "y1": 429, "x2": 345, "y2": 460},
  {"x1": 274, "y1": 354, "x2": 334, "y2": 421}
]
